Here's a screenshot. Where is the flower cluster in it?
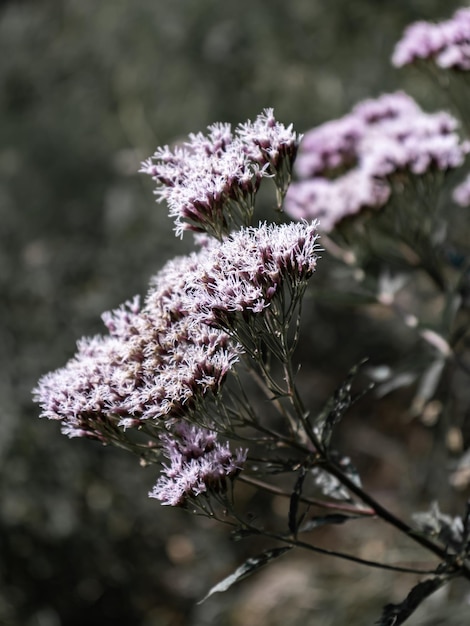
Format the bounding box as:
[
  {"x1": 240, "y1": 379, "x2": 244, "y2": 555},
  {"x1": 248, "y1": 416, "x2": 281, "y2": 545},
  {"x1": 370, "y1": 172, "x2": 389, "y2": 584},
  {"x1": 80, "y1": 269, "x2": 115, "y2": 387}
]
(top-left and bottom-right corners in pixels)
[
  {"x1": 33, "y1": 218, "x2": 319, "y2": 445},
  {"x1": 33, "y1": 333, "x2": 136, "y2": 441},
  {"x1": 392, "y1": 7, "x2": 470, "y2": 70},
  {"x1": 150, "y1": 423, "x2": 247, "y2": 506},
  {"x1": 140, "y1": 109, "x2": 301, "y2": 239},
  {"x1": 33, "y1": 111, "x2": 317, "y2": 507},
  {"x1": 284, "y1": 92, "x2": 469, "y2": 231},
  {"x1": 154, "y1": 221, "x2": 320, "y2": 329},
  {"x1": 33, "y1": 268, "x2": 239, "y2": 440}
]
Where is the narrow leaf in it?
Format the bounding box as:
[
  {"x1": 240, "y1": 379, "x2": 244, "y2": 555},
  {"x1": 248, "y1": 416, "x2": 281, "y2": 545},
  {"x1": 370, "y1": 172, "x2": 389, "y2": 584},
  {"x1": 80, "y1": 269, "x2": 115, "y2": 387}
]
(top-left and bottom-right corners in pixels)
[
  {"x1": 310, "y1": 466, "x2": 352, "y2": 501},
  {"x1": 289, "y1": 467, "x2": 307, "y2": 536},
  {"x1": 299, "y1": 513, "x2": 358, "y2": 533},
  {"x1": 411, "y1": 357, "x2": 446, "y2": 416},
  {"x1": 376, "y1": 577, "x2": 445, "y2": 626},
  {"x1": 198, "y1": 547, "x2": 292, "y2": 604},
  {"x1": 317, "y1": 359, "x2": 371, "y2": 448},
  {"x1": 462, "y1": 500, "x2": 470, "y2": 549},
  {"x1": 338, "y1": 455, "x2": 363, "y2": 489}
]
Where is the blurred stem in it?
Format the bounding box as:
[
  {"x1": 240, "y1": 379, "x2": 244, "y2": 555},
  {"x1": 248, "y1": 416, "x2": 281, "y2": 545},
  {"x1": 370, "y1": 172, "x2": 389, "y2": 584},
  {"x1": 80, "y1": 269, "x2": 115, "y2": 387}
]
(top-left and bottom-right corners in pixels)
[
  {"x1": 318, "y1": 450, "x2": 470, "y2": 580},
  {"x1": 321, "y1": 233, "x2": 357, "y2": 266},
  {"x1": 216, "y1": 504, "x2": 439, "y2": 576},
  {"x1": 239, "y1": 474, "x2": 374, "y2": 515},
  {"x1": 263, "y1": 531, "x2": 439, "y2": 576}
]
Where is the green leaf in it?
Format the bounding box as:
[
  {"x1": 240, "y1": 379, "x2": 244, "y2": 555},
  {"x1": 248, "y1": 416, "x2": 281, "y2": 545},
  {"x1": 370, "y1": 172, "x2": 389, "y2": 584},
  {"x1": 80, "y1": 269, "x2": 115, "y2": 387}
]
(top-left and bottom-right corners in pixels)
[{"x1": 198, "y1": 546, "x2": 292, "y2": 604}]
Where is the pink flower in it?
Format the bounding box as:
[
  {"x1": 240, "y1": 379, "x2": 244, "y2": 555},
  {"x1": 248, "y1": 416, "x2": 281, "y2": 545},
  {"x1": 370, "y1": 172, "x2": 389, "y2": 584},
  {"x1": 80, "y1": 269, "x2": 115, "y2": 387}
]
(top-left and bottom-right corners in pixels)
[
  {"x1": 180, "y1": 221, "x2": 320, "y2": 327},
  {"x1": 33, "y1": 220, "x2": 320, "y2": 441},
  {"x1": 149, "y1": 423, "x2": 247, "y2": 506},
  {"x1": 33, "y1": 269, "x2": 240, "y2": 439},
  {"x1": 392, "y1": 8, "x2": 470, "y2": 70},
  {"x1": 453, "y1": 173, "x2": 470, "y2": 206},
  {"x1": 141, "y1": 110, "x2": 302, "y2": 238},
  {"x1": 284, "y1": 92, "x2": 468, "y2": 232}
]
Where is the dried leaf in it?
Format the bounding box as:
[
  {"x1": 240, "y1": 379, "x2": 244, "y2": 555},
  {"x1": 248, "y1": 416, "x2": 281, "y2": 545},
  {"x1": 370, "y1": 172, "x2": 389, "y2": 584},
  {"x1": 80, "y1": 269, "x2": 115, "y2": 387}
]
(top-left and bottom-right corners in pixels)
[
  {"x1": 316, "y1": 359, "x2": 372, "y2": 448},
  {"x1": 338, "y1": 455, "x2": 363, "y2": 489},
  {"x1": 198, "y1": 547, "x2": 292, "y2": 604},
  {"x1": 376, "y1": 577, "x2": 445, "y2": 626},
  {"x1": 289, "y1": 467, "x2": 307, "y2": 536},
  {"x1": 299, "y1": 513, "x2": 357, "y2": 533},
  {"x1": 412, "y1": 501, "x2": 463, "y2": 551},
  {"x1": 411, "y1": 357, "x2": 446, "y2": 416},
  {"x1": 310, "y1": 453, "x2": 362, "y2": 502},
  {"x1": 310, "y1": 466, "x2": 352, "y2": 501}
]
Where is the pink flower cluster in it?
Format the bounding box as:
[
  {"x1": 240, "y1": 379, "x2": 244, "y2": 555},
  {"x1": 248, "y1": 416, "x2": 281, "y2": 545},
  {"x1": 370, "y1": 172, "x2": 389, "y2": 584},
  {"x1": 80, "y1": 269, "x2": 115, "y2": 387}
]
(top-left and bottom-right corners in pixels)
[
  {"x1": 176, "y1": 221, "x2": 320, "y2": 328},
  {"x1": 150, "y1": 423, "x2": 247, "y2": 506},
  {"x1": 140, "y1": 109, "x2": 301, "y2": 238},
  {"x1": 284, "y1": 92, "x2": 469, "y2": 231},
  {"x1": 33, "y1": 221, "x2": 319, "y2": 442},
  {"x1": 392, "y1": 7, "x2": 470, "y2": 70},
  {"x1": 33, "y1": 272, "x2": 239, "y2": 440},
  {"x1": 34, "y1": 111, "x2": 319, "y2": 505}
]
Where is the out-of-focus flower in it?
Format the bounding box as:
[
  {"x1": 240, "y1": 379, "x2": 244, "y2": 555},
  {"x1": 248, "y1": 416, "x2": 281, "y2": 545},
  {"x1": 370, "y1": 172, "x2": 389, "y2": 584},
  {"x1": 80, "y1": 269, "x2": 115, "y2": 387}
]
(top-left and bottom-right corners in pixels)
[
  {"x1": 392, "y1": 8, "x2": 470, "y2": 70},
  {"x1": 284, "y1": 92, "x2": 469, "y2": 231},
  {"x1": 452, "y1": 173, "x2": 470, "y2": 206},
  {"x1": 284, "y1": 171, "x2": 390, "y2": 233},
  {"x1": 149, "y1": 422, "x2": 247, "y2": 506},
  {"x1": 140, "y1": 109, "x2": 302, "y2": 239}
]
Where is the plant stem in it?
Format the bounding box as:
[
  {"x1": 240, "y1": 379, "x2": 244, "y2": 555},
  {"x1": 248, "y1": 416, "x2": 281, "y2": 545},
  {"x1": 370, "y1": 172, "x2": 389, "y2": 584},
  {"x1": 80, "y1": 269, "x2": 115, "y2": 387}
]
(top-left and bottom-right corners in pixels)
[
  {"x1": 321, "y1": 456, "x2": 470, "y2": 580},
  {"x1": 280, "y1": 338, "x2": 470, "y2": 580},
  {"x1": 239, "y1": 474, "x2": 375, "y2": 516},
  {"x1": 264, "y1": 531, "x2": 439, "y2": 576}
]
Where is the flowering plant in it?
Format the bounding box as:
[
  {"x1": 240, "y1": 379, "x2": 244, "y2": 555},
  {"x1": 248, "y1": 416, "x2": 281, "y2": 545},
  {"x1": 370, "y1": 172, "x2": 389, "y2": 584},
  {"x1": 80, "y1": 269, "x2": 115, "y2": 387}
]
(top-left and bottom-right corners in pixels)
[{"x1": 34, "y1": 8, "x2": 470, "y2": 624}]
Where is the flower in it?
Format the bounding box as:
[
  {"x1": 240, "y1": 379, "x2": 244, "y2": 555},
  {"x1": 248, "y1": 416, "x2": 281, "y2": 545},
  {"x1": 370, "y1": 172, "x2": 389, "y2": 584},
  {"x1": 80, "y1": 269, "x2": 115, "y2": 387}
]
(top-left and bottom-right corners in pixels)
[
  {"x1": 392, "y1": 8, "x2": 470, "y2": 70},
  {"x1": 237, "y1": 108, "x2": 301, "y2": 170},
  {"x1": 149, "y1": 423, "x2": 247, "y2": 506},
  {"x1": 452, "y1": 173, "x2": 470, "y2": 206},
  {"x1": 33, "y1": 266, "x2": 240, "y2": 440},
  {"x1": 33, "y1": 219, "x2": 319, "y2": 441},
  {"x1": 284, "y1": 92, "x2": 469, "y2": 231},
  {"x1": 140, "y1": 109, "x2": 302, "y2": 238},
  {"x1": 32, "y1": 334, "x2": 130, "y2": 441},
  {"x1": 294, "y1": 115, "x2": 364, "y2": 178},
  {"x1": 284, "y1": 171, "x2": 390, "y2": 233},
  {"x1": 172, "y1": 221, "x2": 320, "y2": 329}
]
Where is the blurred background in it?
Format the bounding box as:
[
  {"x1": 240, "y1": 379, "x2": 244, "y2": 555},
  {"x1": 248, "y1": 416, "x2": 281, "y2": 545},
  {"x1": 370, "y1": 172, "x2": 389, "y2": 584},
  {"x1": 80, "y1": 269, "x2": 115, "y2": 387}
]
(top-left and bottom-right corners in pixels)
[{"x1": 2, "y1": 1, "x2": 469, "y2": 624}]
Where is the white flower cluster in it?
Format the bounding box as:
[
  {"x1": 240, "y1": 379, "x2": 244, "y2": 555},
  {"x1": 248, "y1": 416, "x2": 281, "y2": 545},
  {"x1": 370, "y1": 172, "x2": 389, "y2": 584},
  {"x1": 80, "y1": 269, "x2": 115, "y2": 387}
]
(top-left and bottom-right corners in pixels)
[{"x1": 141, "y1": 109, "x2": 301, "y2": 238}]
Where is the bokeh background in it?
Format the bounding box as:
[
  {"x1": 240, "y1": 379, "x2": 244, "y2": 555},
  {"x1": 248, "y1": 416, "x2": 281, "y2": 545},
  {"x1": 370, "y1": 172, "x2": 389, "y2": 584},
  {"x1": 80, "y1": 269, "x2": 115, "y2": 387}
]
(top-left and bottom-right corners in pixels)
[{"x1": 2, "y1": 1, "x2": 470, "y2": 624}]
